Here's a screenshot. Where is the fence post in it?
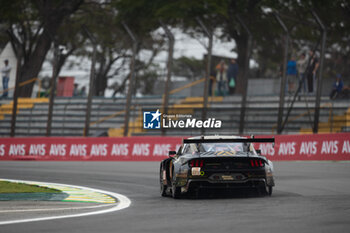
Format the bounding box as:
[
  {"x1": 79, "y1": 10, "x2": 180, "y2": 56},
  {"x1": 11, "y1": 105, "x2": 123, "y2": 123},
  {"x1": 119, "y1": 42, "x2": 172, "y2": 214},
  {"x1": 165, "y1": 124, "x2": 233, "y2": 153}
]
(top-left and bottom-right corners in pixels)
[
  {"x1": 10, "y1": 49, "x2": 22, "y2": 137},
  {"x1": 236, "y1": 15, "x2": 252, "y2": 135},
  {"x1": 160, "y1": 21, "x2": 174, "y2": 136},
  {"x1": 274, "y1": 13, "x2": 289, "y2": 134},
  {"x1": 82, "y1": 26, "x2": 97, "y2": 137},
  {"x1": 122, "y1": 22, "x2": 138, "y2": 137},
  {"x1": 311, "y1": 10, "x2": 326, "y2": 134},
  {"x1": 196, "y1": 18, "x2": 213, "y2": 136}
]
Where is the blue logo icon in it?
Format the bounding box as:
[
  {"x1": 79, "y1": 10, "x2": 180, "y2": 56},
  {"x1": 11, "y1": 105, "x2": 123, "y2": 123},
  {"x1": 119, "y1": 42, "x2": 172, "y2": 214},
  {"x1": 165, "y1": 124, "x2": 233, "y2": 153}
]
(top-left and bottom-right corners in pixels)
[{"x1": 143, "y1": 109, "x2": 161, "y2": 129}]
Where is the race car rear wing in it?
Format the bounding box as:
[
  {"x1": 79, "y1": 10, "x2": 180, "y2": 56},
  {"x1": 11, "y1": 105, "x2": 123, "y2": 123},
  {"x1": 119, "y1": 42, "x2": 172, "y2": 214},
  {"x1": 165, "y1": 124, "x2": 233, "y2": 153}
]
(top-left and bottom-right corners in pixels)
[{"x1": 183, "y1": 138, "x2": 275, "y2": 144}]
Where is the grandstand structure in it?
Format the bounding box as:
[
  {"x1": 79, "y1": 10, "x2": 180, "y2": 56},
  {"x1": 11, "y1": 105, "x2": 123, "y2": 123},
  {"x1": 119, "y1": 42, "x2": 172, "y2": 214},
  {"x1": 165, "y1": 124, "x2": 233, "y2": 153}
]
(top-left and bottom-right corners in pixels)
[{"x1": 0, "y1": 94, "x2": 348, "y2": 137}]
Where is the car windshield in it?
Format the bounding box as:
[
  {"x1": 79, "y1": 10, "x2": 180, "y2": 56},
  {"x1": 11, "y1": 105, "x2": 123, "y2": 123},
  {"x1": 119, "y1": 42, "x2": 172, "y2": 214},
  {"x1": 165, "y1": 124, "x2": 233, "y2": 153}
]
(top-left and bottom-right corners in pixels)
[{"x1": 199, "y1": 143, "x2": 246, "y2": 152}]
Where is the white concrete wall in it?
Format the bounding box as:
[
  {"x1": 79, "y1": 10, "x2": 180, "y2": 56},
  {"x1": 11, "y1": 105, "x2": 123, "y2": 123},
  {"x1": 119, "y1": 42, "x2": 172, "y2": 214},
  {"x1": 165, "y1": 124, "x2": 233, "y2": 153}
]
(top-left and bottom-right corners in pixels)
[{"x1": 0, "y1": 42, "x2": 17, "y2": 97}]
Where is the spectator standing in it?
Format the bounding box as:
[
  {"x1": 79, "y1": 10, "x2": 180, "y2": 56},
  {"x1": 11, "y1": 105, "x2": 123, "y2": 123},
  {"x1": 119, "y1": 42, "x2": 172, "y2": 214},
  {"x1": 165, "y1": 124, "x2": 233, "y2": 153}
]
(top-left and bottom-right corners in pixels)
[
  {"x1": 297, "y1": 53, "x2": 308, "y2": 94},
  {"x1": 73, "y1": 83, "x2": 79, "y2": 97},
  {"x1": 286, "y1": 56, "x2": 297, "y2": 94},
  {"x1": 215, "y1": 60, "x2": 228, "y2": 96},
  {"x1": 329, "y1": 74, "x2": 344, "y2": 99},
  {"x1": 227, "y1": 58, "x2": 238, "y2": 95},
  {"x1": 307, "y1": 50, "x2": 319, "y2": 93},
  {"x1": 80, "y1": 86, "x2": 86, "y2": 97},
  {"x1": 1, "y1": 59, "x2": 11, "y2": 98}
]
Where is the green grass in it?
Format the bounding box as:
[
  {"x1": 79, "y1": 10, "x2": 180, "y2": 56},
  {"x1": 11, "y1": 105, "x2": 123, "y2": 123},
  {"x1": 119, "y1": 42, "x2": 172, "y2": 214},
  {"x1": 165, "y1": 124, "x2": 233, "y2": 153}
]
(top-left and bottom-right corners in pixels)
[{"x1": 0, "y1": 181, "x2": 62, "y2": 193}]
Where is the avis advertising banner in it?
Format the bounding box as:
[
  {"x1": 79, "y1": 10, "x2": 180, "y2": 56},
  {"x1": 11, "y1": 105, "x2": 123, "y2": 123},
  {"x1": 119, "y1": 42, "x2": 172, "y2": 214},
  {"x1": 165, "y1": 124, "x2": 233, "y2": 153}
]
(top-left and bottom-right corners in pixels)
[{"x1": 0, "y1": 133, "x2": 349, "y2": 161}]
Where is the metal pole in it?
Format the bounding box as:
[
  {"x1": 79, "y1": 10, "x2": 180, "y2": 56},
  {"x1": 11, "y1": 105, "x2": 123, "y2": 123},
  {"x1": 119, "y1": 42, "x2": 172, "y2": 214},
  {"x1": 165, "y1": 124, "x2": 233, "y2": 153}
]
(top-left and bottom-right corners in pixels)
[
  {"x1": 274, "y1": 13, "x2": 289, "y2": 134},
  {"x1": 46, "y1": 43, "x2": 59, "y2": 136},
  {"x1": 83, "y1": 26, "x2": 97, "y2": 137},
  {"x1": 122, "y1": 22, "x2": 137, "y2": 137},
  {"x1": 311, "y1": 10, "x2": 326, "y2": 134},
  {"x1": 196, "y1": 18, "x2": 213, "y2": 136},
  {"x1": 160, "y1": 21, "x2": 174, "y2": 136},
  {"x1": 236, "y1": 15, "x2": 252, "y2": 135},
  {"x1": 10, "y1": 49, "x2": 22, "y2": 137}
]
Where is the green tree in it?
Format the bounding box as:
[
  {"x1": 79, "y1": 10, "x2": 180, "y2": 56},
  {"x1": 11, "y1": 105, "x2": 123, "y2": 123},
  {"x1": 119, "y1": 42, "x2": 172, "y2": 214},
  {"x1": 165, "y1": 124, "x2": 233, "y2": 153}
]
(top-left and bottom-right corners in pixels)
[
  {"x1": 1, "y1": 0, "x2": 84, "y2": 97},
  {"x1": 75, "y1": 1, "x2": 131, "y2": 96},
  {"x1": 173, "y1": 56, "x2": 205, "y2": 80},
  {"x1": 113, "y1": 0, "x2": 350, "y2": 90}
]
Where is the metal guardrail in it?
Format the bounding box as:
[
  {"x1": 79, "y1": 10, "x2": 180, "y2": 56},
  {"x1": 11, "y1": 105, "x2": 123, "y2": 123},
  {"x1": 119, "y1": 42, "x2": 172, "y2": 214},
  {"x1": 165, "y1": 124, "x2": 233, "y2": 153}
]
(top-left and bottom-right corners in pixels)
[
  {"x1": 271, "y1": 102, "x2": 333, "y2": 133},
  {"x1": 86, "y1": 77, "x2": 209, "y2": 136},
  {"x1": 83, "y1": 106, "x2": 136, "y2": 136},
  {"x1": 168, "y1": 78, "x2": 205, "y2": 95}
]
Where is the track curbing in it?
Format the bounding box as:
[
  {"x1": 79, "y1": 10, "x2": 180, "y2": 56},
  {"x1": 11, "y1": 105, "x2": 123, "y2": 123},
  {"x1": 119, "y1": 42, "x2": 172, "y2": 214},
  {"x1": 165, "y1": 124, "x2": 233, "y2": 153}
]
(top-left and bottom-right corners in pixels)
[{"x1": 0, "y1": 179, "x2": 131, "y2": 226}]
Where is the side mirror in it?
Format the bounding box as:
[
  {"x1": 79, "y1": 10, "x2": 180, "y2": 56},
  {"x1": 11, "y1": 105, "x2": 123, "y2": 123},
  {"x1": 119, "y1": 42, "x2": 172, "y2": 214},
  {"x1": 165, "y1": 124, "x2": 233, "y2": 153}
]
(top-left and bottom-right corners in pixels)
[
  {"x1": 168, "y1": 151, "x2": 176, "y2": 158},
  {"x1": 255, "y1": 149, "x2": 261, "y2": 155}
]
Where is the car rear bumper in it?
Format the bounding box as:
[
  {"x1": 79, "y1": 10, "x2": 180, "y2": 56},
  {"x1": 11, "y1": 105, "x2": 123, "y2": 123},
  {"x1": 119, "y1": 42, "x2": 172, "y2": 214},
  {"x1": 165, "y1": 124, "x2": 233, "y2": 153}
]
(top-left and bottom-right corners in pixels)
[{"x1": 184, "y1": 178, "x2": 267, "y2": 193}]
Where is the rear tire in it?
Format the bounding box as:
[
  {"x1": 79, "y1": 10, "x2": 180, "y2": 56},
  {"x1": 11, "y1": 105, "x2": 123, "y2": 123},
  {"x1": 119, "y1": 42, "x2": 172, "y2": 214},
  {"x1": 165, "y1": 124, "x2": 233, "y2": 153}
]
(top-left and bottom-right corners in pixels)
[
  {"x1": 172, "y1": 183, "x2": 181, "y2": 199},
  {"x1": 267, "y1": 186, "x2": 273, "y2": 196},
  {"x1": 171, "y1": 166, "x2": 181, "y2": 199},
  {"x1": 160, "y1": 182, "x2": 167, "y2": 197},
  {"x1": 257, "y1": 183, "x2": 273, "y2": 197},
  {"x1": 260, "y1": 185, "x2": 273, "y2": 196},
  {"x1": 160, "y1": 165, "x2": 167, "y2": 197}
]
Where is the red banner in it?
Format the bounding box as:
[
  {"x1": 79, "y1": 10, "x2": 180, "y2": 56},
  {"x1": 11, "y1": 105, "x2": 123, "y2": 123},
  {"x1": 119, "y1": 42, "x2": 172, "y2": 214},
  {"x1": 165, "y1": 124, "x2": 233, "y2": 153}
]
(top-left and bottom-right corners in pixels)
[
  {"x1": 0, "y1": 133, "x2": 349, "y2": 161},
  {"x1": 256, "y1": 133, "x2": 350, "y2": 161}
]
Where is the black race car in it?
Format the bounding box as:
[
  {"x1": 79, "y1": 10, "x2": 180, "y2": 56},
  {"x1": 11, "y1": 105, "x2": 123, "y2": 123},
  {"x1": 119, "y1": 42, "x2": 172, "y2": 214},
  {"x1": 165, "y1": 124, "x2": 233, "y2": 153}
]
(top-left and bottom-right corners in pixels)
[{"x1": 160, "y1": 135, "x2": 275, "y2": 198}]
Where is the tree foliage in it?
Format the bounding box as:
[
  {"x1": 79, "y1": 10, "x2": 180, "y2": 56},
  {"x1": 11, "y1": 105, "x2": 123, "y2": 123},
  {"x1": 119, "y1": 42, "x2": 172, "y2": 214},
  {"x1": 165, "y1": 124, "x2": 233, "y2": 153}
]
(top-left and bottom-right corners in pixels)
[
  {"x1": 0, "y1": 0, "x2": 349, "y2": 97},
  {"x1": 1, "y1": 0, "x2": 84, "y2": 97},
  {"x1": 173, "y1": 56, "x2": 205, "y2": 80}
]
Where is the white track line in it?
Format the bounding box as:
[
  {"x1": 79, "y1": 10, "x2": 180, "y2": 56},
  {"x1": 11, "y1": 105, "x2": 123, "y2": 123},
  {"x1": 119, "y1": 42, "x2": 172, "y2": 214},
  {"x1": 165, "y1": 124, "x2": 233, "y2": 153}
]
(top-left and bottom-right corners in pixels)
[
  {"x1": 0, "y1": 179, "x2": 131, "y2": 226},
  {"x1": 0, "y1": 203, "x2": 116, "y2": 213}
]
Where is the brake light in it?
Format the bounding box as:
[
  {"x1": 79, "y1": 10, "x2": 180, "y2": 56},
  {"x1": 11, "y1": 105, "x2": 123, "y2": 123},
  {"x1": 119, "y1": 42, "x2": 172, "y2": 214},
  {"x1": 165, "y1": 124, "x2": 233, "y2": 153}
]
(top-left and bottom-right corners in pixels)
[
  {"x1": 189, "y1": 159, "x2": 204, "y2": 168},
  {"x1": 250, "y1": 159, "x2": 264, "y2": 167}
]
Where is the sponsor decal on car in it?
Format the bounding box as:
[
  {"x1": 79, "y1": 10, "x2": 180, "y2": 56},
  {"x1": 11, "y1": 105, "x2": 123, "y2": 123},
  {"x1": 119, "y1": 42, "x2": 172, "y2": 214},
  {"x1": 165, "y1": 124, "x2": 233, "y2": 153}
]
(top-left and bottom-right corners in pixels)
[
  {"x1": 191, "y1": 167, "x2": 201, "y2": 176},
  {"x1": 215, "y1": 151, "x2": 236, "y2": 156}
]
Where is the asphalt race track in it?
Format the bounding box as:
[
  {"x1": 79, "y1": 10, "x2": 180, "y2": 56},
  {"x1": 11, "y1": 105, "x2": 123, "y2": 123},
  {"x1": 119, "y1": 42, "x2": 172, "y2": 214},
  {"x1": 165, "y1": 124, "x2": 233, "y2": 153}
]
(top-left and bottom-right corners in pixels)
[{"x1": 0, "y1": 161, "x2": 350, "y2": 233}]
